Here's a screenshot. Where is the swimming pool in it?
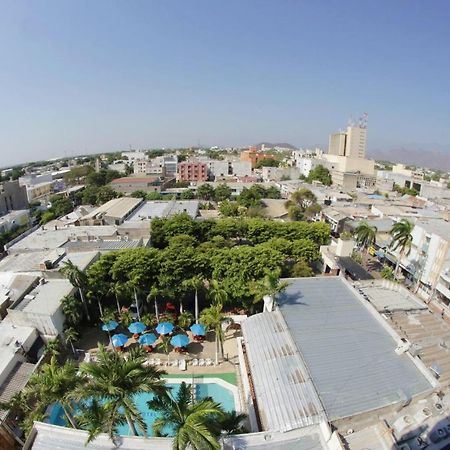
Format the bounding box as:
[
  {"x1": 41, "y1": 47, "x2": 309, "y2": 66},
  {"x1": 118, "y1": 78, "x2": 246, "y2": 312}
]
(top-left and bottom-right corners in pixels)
[{"x1": 48, "y1": 379, "x2": 237, "y2": 437}]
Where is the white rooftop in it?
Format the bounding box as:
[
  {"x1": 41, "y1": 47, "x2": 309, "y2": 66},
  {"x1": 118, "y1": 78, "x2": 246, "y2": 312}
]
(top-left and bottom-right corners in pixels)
[
  {"x1": 0, "y1": 321, "x2": 36, "y2": 379},
  {"x1": 126, "y1": 200, "x2": 199, "y2": 221},
  {"x1": 8, "y1": 226, "x2": 118, "y2": 253},
  {"x1": 81, "y1": 197, "x2": 143, "y2": 221},
  {"x1": 10, "y1": 279, "x2": 73, "y2": 315}
]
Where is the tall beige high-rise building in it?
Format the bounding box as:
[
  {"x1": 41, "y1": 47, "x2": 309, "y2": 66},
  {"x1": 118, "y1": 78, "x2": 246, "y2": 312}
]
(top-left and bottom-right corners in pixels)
[
  {"x1": 328, "y1": 125, "x2": 367, "y2": 159},
  {"x1": 346, "y1": 125, "x2": 367, "y2": 158},
  {"x1": 328, "y1": 131, "x2": 347, "y2": 156}
]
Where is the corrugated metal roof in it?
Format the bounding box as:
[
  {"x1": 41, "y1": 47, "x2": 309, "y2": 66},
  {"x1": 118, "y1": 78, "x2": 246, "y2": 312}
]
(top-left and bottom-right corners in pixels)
[
  {"x1": 277, "y1": 277, "x2": 433, "y2": 421},
  {"x1": 242, "y1": 311, "x2": 326, "y2": 433}
]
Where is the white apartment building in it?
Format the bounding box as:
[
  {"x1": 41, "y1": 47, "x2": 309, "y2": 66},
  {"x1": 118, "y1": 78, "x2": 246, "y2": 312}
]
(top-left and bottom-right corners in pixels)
[
  {"x1": 121, "y1": 150, "x2": 148, "y2": 163},
  {"x1": 262, "y1": 166, "x2": 300, "y2": 182},
  {"x1": 291, "y1": 149, "x2": 326, "y2": 177},
  {"x1": 201, "y1": 159, "x2": 252, "y2": 179},
  {"x1": 230, "y1": 160, "x2": 252, "y2": 177},
  {"x1": 134, "y1": 155, "x2": 177, "y2": 178},
  {"x1": 387, "y1": 218, "x2": 450, "y2": 306},
  {"x1": 134, "y1": 159, "x2": 165, "y2": 176}
]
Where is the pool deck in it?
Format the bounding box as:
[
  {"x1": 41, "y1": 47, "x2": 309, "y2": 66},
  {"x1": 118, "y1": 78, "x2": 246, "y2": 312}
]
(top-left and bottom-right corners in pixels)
[{"x1": 77, "y1": 327, "x2": 240, "y2": 378}]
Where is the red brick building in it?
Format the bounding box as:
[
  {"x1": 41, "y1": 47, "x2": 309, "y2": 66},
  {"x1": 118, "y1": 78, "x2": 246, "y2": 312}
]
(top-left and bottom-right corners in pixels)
[{"x1": 177, "y1": 162, "x2": 208, "y2": 182}]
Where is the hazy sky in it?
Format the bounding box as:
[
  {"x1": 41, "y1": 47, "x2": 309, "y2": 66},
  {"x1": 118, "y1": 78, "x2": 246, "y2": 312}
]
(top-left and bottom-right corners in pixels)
[{"x1": 1, "y1": 0, "x2": 450, "y2": 166}]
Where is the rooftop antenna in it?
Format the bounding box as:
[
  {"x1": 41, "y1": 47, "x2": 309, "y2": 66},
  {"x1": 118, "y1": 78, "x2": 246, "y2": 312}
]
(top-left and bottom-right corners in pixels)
[{"x1": 358, "y1": 112, "x2": 368, "y2": 129}]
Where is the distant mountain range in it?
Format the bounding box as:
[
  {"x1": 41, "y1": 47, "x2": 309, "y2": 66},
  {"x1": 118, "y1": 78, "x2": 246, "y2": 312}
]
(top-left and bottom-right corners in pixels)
[
  {"x1": 252, "y1": 141, "x2": 450, "y2": 172},
  {"x1": 368, "y1": 145, "x2": 450, "y2": 172},
  {"x1": 254, "y1": 142, "x2": 298, "y2": 150}
]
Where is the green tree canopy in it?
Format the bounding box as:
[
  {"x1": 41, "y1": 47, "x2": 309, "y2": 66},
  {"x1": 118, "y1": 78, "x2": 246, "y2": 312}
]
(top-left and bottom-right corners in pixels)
[{"x1": 307, "y1": 165, "x2": 332, "y2": 185}]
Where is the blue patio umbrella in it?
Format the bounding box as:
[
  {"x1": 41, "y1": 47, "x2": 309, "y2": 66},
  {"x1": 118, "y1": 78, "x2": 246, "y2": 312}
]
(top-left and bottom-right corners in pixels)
[
  {"x1": 170, "y1": 334, "x2": 189, "y2": 348},
  {"x1": 128, "y1": 322, "x2": 146, "y2": 334},
  {"x1": 101, "y1": 320, "x2": 119, "y2": 332},
  {"x1": 156, "y1": 322, "x2": 174, "y2": 335},
  {"x1": 111, "y1": 333, "x2": 129, "y2": 347},
  {"x1": 138, "y1": 333, "x2": 157, "y2": 346},
  {"x1": 190, "y1": 323, "x2": 206, "y2": 336}
]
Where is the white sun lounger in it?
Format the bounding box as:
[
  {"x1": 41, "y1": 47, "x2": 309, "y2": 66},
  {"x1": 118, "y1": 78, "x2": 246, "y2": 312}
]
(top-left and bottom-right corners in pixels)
[
  {"x1": 191, "y1": 358, "x2": 199, "y2": 366},
  {"x1": 179, "y1": 359, "x2": 187, "y2": 371},
  {"x1": 154, "y1": 358, "x2": 161, "y2": 366},
  {"x1": 198, "y1": 358, "x2": 205, "y2": 366},
  {"x1": 171, "y1": 360, "x2": 178, "y2": 367},
  {"x1": 205, "y1": 358, "x2": 213, "y2": 366}
]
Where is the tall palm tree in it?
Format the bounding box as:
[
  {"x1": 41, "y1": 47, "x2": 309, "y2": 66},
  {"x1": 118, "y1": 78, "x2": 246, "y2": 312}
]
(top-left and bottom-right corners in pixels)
[
  {"x1": 75, "y1": 345, "x2": 164, "y2": 437},
  {"x1": 200, "y1": 303, "x2": 227, "y2": 365},
  {"x1": 182, "y1": 276, "x2": 204, "y2": 323},
  {"x1": 390, "y1": 219, "x2": 414, "y2": 278},
  {"x1": 75, "y1": 398, "x2": 126, "y2": 444},
  {"x1": 27, "y1": 356, "x2": 79, "y2": 428},
  {"x1": 61, "y1": 260, "x2": 91, "y2": 322},
  {"x1": 207, "y1": 279, "x2": 228, "y2": 307},
  {"x1": 64, "y1": 327, "x2": 80, "y2": 356},
  {"x1": 61, "y1": 294, "x2": 83, "y2": 327},
  {"x1": 147, "y1": 286, "x2": 163, "y2": 322},
  {"x1": 354, "y1": 220, "x2": 377, "y2": 253},
  {"x1": 148, "y1": 381, "x2": 224, "y2": 450},
  {"x1": 109, "y1": 282, "x2": 126, "y2": 315}
]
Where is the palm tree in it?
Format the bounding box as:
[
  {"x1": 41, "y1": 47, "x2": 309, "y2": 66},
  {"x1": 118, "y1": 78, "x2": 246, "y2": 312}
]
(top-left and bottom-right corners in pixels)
[
  {"x1": 250, "y1": 269, "x2": 289, "y2": 313},
  {"x1": 75, "y1": 398, "x2": 126, "y2": 444},
  {"x1": 178, "y1": 311, "x2": 194, "y2": 331},
  {"x1": 219, "y1": 411, "x2": 248, "y2": 435},
  {"x1": 158, "y1": 336, "x2": 172, "y2": 365},
  {"x1": 127, "y1": 275, "x2": 142, "y2": 321},
  {"x1": 200, "y1": 303, "x2": 227, "y2": 365},
  {"x1": 207, "y1": 279, "x2": 228, "y2": 307},
  {"x1": 27, "y1": 356, "x2": 79, "y2": 428},
  {"x1": 110, "y1": 282, "x2": 126, "y2": 315},
  {"x1": 148, "y1": 381, "x2": 224, "y2": 449},
  {"x1": 61, "y1": 260, "x2": 91, "y2": 322},
  {"x1": 147, "y1": 286, "x2": 163, "y2": 322},
  {"x1": 390, "y1": 219, "x2": 414, "y2": 278},
  {"x1": 182, "y1": 276, "x2": 204, "y2": 323},
  {"x1": 44, "y1": 339, "x2": 61, "y2": 358},
  {"x1": 75, "y1": 345, "x2": 164, "y2": 437},
  {"x1": 354, "y1": 220, "x2": 377, "y2": 253},
  {"x1": 61, "y1": 294, "x2": 83, "y2": 327},
  {"x1": 64, "y1": 327, "x2": 80, "y2": 356}
]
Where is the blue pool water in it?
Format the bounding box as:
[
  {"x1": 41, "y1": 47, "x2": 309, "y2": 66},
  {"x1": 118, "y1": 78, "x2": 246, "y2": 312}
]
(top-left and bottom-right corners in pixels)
[{"x1": 48, "y1": 382, "x2": 236, "y2": 436}]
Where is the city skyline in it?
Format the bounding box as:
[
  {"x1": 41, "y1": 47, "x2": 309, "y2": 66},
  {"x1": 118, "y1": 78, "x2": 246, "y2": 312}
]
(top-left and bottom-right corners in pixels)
[{"x1": 1, "y1": 1, "x2": 450, "y2": 167}]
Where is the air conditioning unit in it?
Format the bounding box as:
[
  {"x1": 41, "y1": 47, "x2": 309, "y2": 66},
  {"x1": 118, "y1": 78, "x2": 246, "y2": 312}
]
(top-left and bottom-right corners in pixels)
[{"x1": 395, "y1": 339, "x2": 411, "y2": 355}]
